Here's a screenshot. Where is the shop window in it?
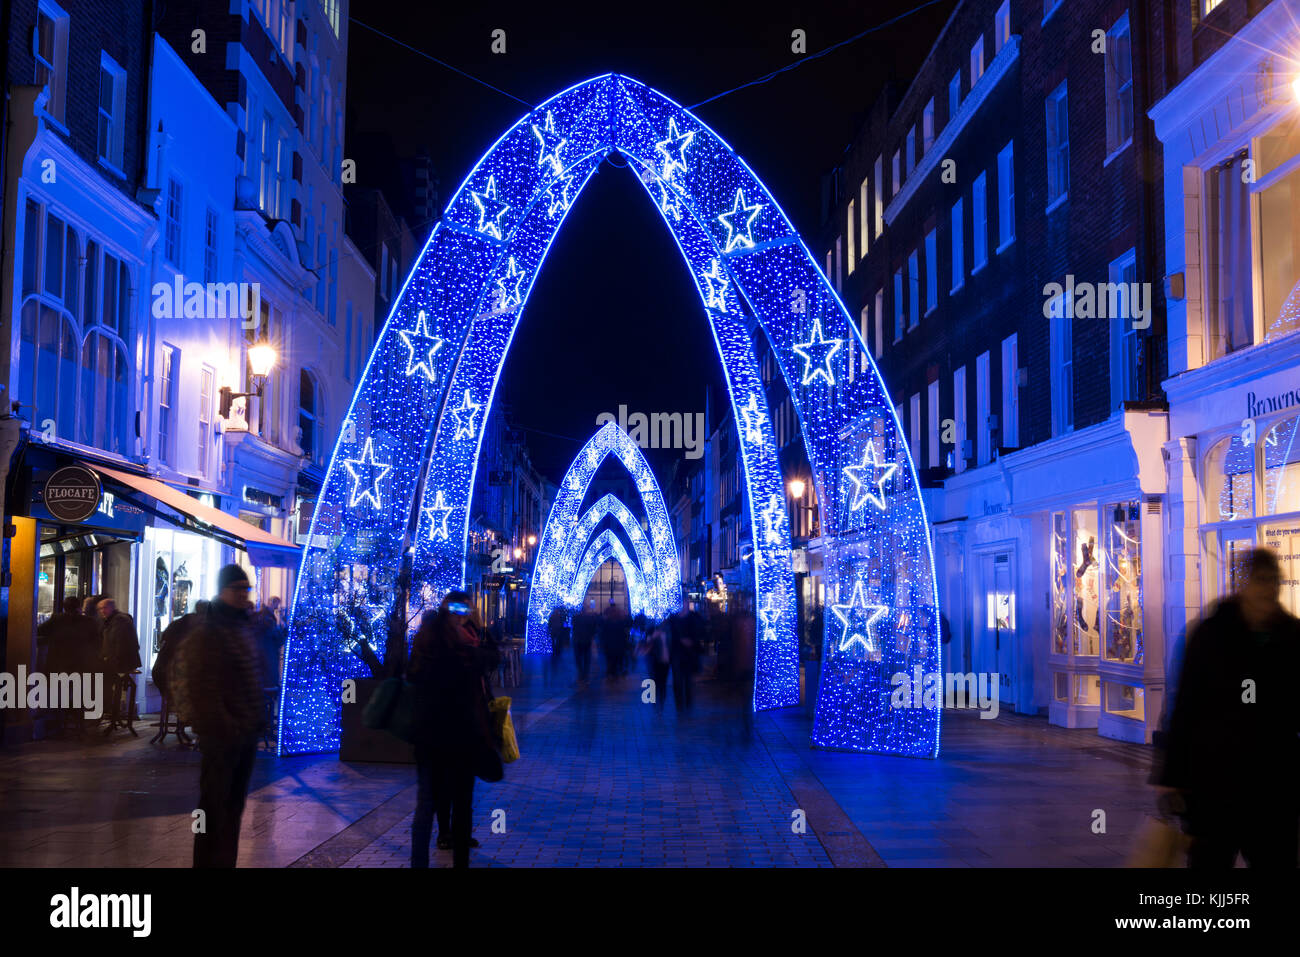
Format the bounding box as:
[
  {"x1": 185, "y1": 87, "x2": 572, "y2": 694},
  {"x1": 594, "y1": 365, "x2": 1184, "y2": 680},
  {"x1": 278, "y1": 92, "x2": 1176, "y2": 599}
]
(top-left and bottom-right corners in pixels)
[
  {"x1": 1262, "y1": 416, "x2": 1300, "y2": 515},
  {"x1": 1054, "y1": 672, "x2": 1068, "y2": 702},
  {"x1": 1103, "y1": 681, "x2": 1144, "y2": 721},
  {"x1": 1104, "y1": 501, "x2": 1142, "y2": 664},
  {"x1": 1051, "y1": 511, "x2": 1069, "y2": 654},
  {"x1": 1072, "y1": 507, "x2": 1100, "y2": 656},
  {"x1": 1205, "y1": 152, "x2": 1253, "y2": 359},
  {"x1": 1256, "y1": 115, "x2": 1300, "y2": 341},
  {"x1": 1204, "y1": 433, "x2": 1254, "y2": 522},
  {"x1": 1073, "y1": 674, "x2": 1099, "y2": 706}
]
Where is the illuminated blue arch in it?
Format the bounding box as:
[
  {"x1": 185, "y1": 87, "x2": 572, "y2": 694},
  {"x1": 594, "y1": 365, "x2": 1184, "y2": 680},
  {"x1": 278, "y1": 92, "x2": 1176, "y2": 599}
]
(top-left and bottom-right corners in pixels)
[
  {"x1": 567, "y1": 528, "x2": 650, "y2": 615},
  {"x1": 526, "y1": 423, "x2": 677, "y2": 643},
  {"x1": 281, "y1": 74, "x2": 940, "y2": 758},
  {"x1": 531, "y1": 490, "x2": 663, "y2": 624}
]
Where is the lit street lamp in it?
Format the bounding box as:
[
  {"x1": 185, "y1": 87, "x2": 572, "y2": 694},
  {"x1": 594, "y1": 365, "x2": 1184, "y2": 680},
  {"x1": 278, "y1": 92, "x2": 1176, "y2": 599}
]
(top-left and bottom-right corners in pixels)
[{"x1": 219, "y1": 341, "x2": 278, "y2": 418}]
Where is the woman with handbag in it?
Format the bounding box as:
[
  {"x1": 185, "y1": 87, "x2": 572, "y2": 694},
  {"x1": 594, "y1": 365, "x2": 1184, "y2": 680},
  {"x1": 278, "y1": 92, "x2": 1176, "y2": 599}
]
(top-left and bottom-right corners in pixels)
[{"x1": 408, "y1": 592, "x2": 501, "y2": 868}]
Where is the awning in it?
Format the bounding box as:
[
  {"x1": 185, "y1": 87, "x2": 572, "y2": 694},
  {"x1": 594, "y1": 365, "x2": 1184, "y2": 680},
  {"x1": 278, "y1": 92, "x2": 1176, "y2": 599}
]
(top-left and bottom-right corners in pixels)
[{"x1": 87, "y1": 462, "x2": 302, "y2": 568}]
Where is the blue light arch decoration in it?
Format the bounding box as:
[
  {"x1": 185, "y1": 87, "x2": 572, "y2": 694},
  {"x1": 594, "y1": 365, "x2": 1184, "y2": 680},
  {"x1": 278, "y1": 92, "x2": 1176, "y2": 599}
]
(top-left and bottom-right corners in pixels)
[
  {"x1": 567, "y1": 528, "x2": 650, "y2": 616},
  {"x1": 526, "y1": 422, "x2": 678, "y2": 641},
  {"x1": 280, "y1": 74, "x2": 940, "y2": 758}
]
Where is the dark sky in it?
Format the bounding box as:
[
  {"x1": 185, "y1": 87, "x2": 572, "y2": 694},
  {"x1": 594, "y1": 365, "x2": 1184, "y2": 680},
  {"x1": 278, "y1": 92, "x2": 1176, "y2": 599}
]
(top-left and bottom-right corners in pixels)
[{"x1": 345, "y1": 0, "x2": 954, "y2": 480}]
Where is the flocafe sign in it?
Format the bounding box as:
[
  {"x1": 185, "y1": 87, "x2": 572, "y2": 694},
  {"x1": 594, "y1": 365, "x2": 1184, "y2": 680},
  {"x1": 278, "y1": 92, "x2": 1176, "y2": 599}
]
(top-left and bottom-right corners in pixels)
[{"x1": 43, "y1": 466, "x2": 102, "y2": 522}]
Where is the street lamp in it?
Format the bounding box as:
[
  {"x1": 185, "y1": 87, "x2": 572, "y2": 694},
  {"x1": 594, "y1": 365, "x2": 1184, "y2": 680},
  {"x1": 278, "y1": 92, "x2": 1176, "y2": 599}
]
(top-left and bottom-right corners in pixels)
[
  {"x1": 219, "y1": 342, "x2": 277, "y2": 418},
  {"x1": 527, "y1": 534, "x2": 537, "y2": 546},
  {"x1": 788, "y1": 478, "x2": 806, "y2": 500}
]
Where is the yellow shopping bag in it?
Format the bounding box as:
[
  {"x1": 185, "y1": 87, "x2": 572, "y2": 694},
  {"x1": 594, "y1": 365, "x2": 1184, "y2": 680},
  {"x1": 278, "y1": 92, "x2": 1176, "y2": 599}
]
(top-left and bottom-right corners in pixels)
[{"x1": 489, "y1": 696, "x2": 520, "y2": 763}]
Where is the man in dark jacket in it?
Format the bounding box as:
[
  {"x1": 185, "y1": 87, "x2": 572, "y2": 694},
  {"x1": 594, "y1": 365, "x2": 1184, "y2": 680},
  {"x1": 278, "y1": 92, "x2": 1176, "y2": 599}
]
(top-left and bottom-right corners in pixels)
[
  {"x1": 572, "y1": 600, "x2": 598, "y2": 683},
  {"x1": 174, "y1": 565, "x2": 265, "y2": 868},
  {"x1": 1157, "y1": 547, "x2": 1300, "y2": 867},
  {"x1": 546, "y1": 606, "x2": 569, "y2": 686},
  {"x1": 36, "y1": 597, "x2": 101, "y2": 735},
  {"x1": 97, "y1": 598, "x2": 141, "y2": 728}
]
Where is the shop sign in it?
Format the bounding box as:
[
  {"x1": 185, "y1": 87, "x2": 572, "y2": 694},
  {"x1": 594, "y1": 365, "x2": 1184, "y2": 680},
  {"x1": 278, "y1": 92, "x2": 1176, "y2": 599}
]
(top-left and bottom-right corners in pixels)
[{"x1": 43, "y1": 466, "x2": 101, "y2": 522}]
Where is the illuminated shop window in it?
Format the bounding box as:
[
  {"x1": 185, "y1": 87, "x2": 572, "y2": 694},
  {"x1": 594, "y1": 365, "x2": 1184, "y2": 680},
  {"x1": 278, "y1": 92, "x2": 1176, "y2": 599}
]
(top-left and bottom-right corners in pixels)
[
  {"x1": 1104, "y1": 502, "x2": 1142, "y2": 664},
  {"x1": 1103, "y1": 681, "x2": 1144, "y2": 721},
  {"x1": 1071, "y1": 506, "x2": 1099, "y2": 657}
]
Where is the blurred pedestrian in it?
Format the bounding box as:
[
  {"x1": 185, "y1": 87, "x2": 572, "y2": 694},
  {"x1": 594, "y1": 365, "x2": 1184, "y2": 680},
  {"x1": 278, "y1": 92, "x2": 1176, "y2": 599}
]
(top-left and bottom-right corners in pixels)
[
  {"x1": 1156, "y1": 547, "x2": 1300, "y2": 868},
  {"x1": 36, "y1": 597, "x2": 100, "y2": 736},
  {"x1": 600, "y1": 601, "x2": 628, "y2": 678},
  {"x1": 250, "y1": 597, "x2": 287, "y2": 688},
  {"x1": 640, "y1": 617, "x2": 670, "y2": 714},
  {"x1": 408, "y1": 592, "x2": 500, "y2": 868},
  {"x1": 572, "y1": 600, "x2": 597, "y2": 683},
  {"x1": 546, "y1": 606, "x2": 569, "y2": 687},
  {"x1": 732, "y1": 606, "x2": 756, "y2": 738},
  {"x1": 153, "y1": 600, "x2": 208, "y2": 746},
  {"x1": 173, "y1": 565, "x2": 265, "y2": 867},
  {"x1": 98, "y1": 597, "x2": 141, "y2": 728},
  {"x1": 669, "y1": 606, "x2": 698, "y2": 712}
]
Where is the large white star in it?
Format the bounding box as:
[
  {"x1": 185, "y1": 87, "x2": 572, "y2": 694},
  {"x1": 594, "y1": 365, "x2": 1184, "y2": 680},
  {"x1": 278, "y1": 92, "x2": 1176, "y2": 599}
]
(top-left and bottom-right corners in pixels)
[
  {"x1": 495, "y1": 256, "x2": 526, "y2": 311},
  {"x1": 843, "y1": 441, "x2": 897, "y2": 512},
  {"x1": 759, "y1": 493, "x2": 786, "y2": 547},
  {"x1": 424, "y1": 490, "x2": 454, "y2": 541},
  {"x1": 792, "y1": 316, "x2": 843, "y2": 387},
  {"x1": 738, "y1": 393, "x2": 768, "y2": 447},
  {"x1": 451, "y1": 389, "x2": 481, "y2": 441},
  {"x1": 546, "y1": 171, "x2": 577, "y2": 219},
  {"x1": 831, "y1": 580, "x2": 888, "y2": 658},
  {"x1": 718, "y1": 188, "x2": 764, "y2": 253},
  {"x1": 398, "y1": 309, "x2": 444, "y2": 382},
  {"x1": 342, "y1": 438, "x2": 390, "y2": 510},
  {"x1": 531, "y1": 110, "x2": 567, "y2": 175},
  {"x1": 759, "y1": 596, "x2": 782, "y2": 642},
  {"x1": 702, "y1": 259, "x2": 730, "y2": 313},
  {"x1": 471, "y1": 175, "x2": 510, "y2": 239},
  {"x1": 656, "y1": 117, "x2": 695, "y2": 180},
  {"x1": 656, "y1": 177, "x2": 683, "y2": 221}
]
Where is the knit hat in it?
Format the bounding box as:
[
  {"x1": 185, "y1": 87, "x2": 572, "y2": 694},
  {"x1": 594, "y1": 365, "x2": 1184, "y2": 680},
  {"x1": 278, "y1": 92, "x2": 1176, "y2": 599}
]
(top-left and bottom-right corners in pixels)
[{"x1": 218, "y1": 564, "x2": 251, "y2": 590}]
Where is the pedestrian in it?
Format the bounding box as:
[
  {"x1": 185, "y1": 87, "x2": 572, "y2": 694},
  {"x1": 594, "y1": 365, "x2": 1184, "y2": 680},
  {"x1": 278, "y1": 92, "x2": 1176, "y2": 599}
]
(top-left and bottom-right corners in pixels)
[
  {"x1": 546, "y1": 605, "x2": 569, "y2": 687},
  {"x1": 732, "y1": 606, "x2": 756, "y2": 738},
  {"x1": 172, "y1": 565, "x2": 266, "y2": 868},
  {"x1": 249, "y1": 597, "x2": 287, "y2": 688},
  {"x1": 669, "y1": 605, "x2": 698, "y2": 713},
  {"x1": 36, "y1": 597, "x2": 100, "y2": 736},
  {"x1": 153, "y1": 600, "x2": 208, "y2": 746},
  {"x1": 572, "y1": 600, "x2": 597, "y2": 683},
  {"x1": 408, "y1": 591, "x2": 500, "y2": 868},
  {"x1": 600, "y1": 601, "x2": 628, "y2": 678},
  {"x1": 640, "y1": 617, "x2": 671, "y2": 714},
  {"x1": 98, "y1": 597, "x2": 142, "y2": 728},
  {"x1": 1155, "y1": 547, "x2": 1300, "y2": 867}
]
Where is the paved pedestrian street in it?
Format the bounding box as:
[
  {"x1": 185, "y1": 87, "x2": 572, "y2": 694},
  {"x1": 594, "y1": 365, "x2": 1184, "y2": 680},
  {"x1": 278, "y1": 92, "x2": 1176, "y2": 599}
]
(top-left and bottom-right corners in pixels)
[{"x1": 0, "y1": 659, "x2": 1158, "y2": 868}]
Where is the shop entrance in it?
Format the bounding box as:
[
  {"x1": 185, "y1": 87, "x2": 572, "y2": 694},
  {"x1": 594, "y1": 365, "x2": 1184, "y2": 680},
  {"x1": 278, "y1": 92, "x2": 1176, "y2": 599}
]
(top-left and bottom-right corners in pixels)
[{"x1": 975, "y1": 550, "x2": 1016, "y2": 710}]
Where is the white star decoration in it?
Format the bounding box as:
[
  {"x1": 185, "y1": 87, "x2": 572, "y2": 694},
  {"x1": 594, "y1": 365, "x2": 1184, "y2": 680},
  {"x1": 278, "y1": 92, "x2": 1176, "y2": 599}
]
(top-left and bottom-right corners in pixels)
[
  {"x1": 656, "y1": 177, "x2": 683, "y2": 221},
  {"x1": 843, "y1": 441, "x2": 897, "y2": 512},
  {"x1": 342, "y1": 438, "x2": 390, "y2": 510},
  {"x1": 759, "y1": 493, "x2": 785, "y2": 547},
  {"x1": 531, "y1": 110, "x2": 566, "y2": 175},
  {"x1": 792, "y1": 316, "x2": 843, "y2": 387},
  {"x1": 398, "y1": 310, "x2": 445, "y2": 383},
  {"x1": 656, "y1": 117, "x2": 695, "y2": 180},
  {"x1": 738, "y1": 393, "x2": 768, "y2": 447},
  {"x1": 495, "y1": 256, "x2": 525, "y2": 311},
  {"x1": 546, "y1": 171, "x2": 577, "y2": 219},
  {"x1": 759, "y1": 596, "x2": 782, "y2": 642},
  {"x1": 831, "y1": 581, "x2": 888, "y2": 658},
  {"x1": 718, "y1": 188, "x2": 763, "y2": 253},
  {"x1": 451, "y1": 390, "x2": 481, "y2": 441},
  {"x1": 471, "y1": 175, "x2": 510, "y2": 239},
  {"x1": 702, "y1": 259, "x2": 730, "y2": 313},
  {"x1": 424, "y1": 490, "x2": 454, "y2": 541}
]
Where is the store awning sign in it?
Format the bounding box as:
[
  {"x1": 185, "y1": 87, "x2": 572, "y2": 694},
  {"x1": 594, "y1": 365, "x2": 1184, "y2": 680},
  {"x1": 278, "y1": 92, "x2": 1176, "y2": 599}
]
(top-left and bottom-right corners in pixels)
[{"x1": 43, "y1": 466, "x2": 102, "y2": 522}]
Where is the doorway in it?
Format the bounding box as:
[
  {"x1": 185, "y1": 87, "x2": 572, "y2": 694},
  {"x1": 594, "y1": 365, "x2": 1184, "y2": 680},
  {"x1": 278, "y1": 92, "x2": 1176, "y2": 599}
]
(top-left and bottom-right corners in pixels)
[{"x1": 975, "y1": 550, "x2": 1016, "y2": 709}]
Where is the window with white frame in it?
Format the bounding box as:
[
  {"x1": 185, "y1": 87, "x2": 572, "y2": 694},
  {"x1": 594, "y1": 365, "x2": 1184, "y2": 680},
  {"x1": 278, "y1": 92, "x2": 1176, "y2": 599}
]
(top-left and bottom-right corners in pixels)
[
  {"x1": 198, "y1": 365, "x2": 214, "y2": 476},
  {"x1": 1046, "y1": 81, "x2": 1070, "y2": 206},
  {"x1": 874, "y1": 288, "x2": 884, "y2": 357},
  {"x1": 951, "y1": 198, "x2": 964, "y2": 291},
  {"x1": 923, "y1": 99, "x2": 935, "y2": 153},
  {"x1": 928, "y1": 379, "x2": 941, "y2": 469},
  {"x1": 164, "y1": 178, "x2": 183, "y2": 267},
  {"x1": 949, "y1": 70, "x2": 961, "y2": 123},
  {"x1": 892, "y1": 150, "x2": 901, "y2": 197},
  {"x1": 970, "y1": 35, "x2": 986, "y2": 89},
  {"x1": 203, "y1": 208, "x2": 218, "y2": 284},
  {"x1": 299, "y1": 369, "x2": 319, "y2": 461},
  {"x1": 1001, "y1": 333, "x2": 1019, "y2": 448},
  {"x1": 158, "y1": 345, "x2": 177, "y2": 465},
  {"x1": 1049, "y1": 293, "x2": 1073, "y2": 434},
  {"x1": 1105, "y1": 13, "x2": 1134, "y2": 156},
  {"x1": 924, "y1": 228, "x2": 937, "y2": 315},
  {"x1": 858, "y1": 178, "x2": 869, "y2": 258},
  {"x1": 976, "y1": 350, "x2": 991, "y2": 465},
  {"x1": 894, "y1": 268, "x2": 904, "y2": 341},
  {"x1": 909, "y1": 393, "x2": 921, "y2": 465},
  {"x1": 907, "y1": 249, "x2": 920, "y2": 329},
  {"x1": 972, "y1": 171, "x2": 988, "y2": 271},
  {"x1": 873, "y1": 156, "x2": 884, "y2": 237},
  {"x1": 1109, "y1": 249, "x2": 1140, "y2": 408},
  {"x1": 997, "y1": 140, "x2": 1015, "y2": 249},
  {"x1": 34, "y1": 1, "x2": 69, "y2": 123},
  {"x1": 1206, "y1": 151, "x2": 1252, "y2": 359},
  {"x1": 953, "y1": 366, "x2": 967, "y2": 472},
  {"x1": 996, "y1": 2, "x2": 1011, "y2": 53},
  {"x1": 97, "y1": 53, "x2": 126, "y2": 169},
  {"x1": 847, "y1": 201, "x2": 856, "y2": 273}
]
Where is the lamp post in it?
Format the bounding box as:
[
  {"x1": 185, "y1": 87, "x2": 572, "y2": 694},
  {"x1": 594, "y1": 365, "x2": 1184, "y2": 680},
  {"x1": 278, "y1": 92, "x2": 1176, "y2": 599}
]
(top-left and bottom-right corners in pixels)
[{"x1": 219, "y1": 342, "x2": 277, "y2": 420}]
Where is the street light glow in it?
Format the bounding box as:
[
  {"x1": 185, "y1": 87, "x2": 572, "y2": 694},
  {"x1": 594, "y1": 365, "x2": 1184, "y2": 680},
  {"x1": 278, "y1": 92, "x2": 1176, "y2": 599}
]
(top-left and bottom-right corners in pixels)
[
  {"x1": 248, "y1": 342, "x2": 277, "y2": 378},
  {"x1": 788, "y1": 478, "x2": 806, "y2": 499}
]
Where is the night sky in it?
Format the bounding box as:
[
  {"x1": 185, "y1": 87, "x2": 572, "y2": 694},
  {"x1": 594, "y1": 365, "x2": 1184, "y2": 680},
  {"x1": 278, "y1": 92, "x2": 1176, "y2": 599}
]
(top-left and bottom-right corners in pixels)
[{"x1": 345, "y1": 1, "x2": 955, "y2": 480}]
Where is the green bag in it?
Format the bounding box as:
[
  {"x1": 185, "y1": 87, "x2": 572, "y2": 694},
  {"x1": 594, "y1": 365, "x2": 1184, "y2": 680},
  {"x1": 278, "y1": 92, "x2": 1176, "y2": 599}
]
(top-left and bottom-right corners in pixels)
[{"x1": 362, "y1": 677, "x2": 418, "y2": 743}]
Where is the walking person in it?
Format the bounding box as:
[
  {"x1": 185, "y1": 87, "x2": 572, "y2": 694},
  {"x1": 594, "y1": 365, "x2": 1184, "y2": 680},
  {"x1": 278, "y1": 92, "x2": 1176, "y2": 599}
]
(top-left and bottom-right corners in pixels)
[
  {"x1": 153, "y1": 601, "x2": 208, "y2": 746},
  {"x1": 408, "y1": 592, "x2": 500, "y2": 868},
  {"x1": 1156, "y1": 547, "x2": 1300, "y2": 867},
  {"x1": 572, "y1": 600, "x2": 597, "y2": 683},
  {"x1": 546, "y1": 606, "x2": 569, "y2": 687},
  {"x1": 669, "y1": 606, "x2": 698, "y2": 713},
  {"x1": 36, "y1": 597, "x2": 99, "y2": 736},
  {"x1": 98, "y1": 597, "x2": 142, "y2": 729},
  {"x1": 600, "y1": 601, "x2": 629, "y2": 678},
  {"x1": 732, "y1": 606, "x2": 756, "y2": 739},
  {"x1": 172, "y1": 566, "x2": 265, "y2": 868},
  {"x1": 640, "y1": 618, "x2": 671, "y2": 714}
]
